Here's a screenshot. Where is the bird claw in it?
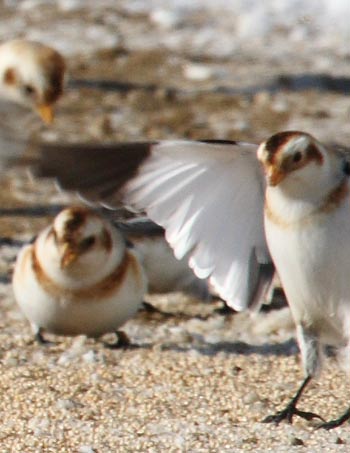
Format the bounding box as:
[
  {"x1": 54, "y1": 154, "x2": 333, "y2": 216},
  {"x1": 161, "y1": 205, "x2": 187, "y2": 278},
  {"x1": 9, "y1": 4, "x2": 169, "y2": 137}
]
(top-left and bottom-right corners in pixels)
[
  {"x1": 316, "y1": 408, "x2": 350, "y2": 430},
  {"x1": 317, "y1": 420, "x2": 343, "y2": 431},
  {"x1": 263, "y1": 405, "x2": 324, "y2": 425}
]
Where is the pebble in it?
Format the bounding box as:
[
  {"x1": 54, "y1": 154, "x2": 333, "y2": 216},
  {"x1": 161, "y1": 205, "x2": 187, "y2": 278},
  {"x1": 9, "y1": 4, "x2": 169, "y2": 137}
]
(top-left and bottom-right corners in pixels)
[
  {"x1": 78, "y1": 446, "x2": 96, "y2": 453},
  {"x1": 183, "y1": 63, "x2": 214, "y2": 81},
  {"x1": 150, "y1": 9, "x2": 182, "y2": 29},
  {"x1": 290, "y1": 436, "x2": 305, "y2": 446}
]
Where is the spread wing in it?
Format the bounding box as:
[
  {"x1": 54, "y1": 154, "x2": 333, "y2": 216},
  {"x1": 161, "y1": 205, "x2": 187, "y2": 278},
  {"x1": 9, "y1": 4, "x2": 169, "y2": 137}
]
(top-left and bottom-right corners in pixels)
[{"x1": 32, "y1": 139, "x2": 273, "y2": 310}]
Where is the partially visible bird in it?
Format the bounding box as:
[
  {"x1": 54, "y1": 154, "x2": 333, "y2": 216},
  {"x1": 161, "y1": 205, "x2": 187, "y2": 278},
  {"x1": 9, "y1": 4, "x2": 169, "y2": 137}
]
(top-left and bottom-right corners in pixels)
[
  {"x1": 0, "y1": 39, "x2": 65, "y2": 124},
  {"x1": 117, "y1": 217, "x2": 211, "y2": 300},
  {"x1": 31, "y1": 132, "x2": 350, "y2": 429},
  {"x1": 12, "y1": 206, "x2": 147, "y2": 347},
  {"x1": 0, "y1": 39, "x2": 65, "y2": 167}
]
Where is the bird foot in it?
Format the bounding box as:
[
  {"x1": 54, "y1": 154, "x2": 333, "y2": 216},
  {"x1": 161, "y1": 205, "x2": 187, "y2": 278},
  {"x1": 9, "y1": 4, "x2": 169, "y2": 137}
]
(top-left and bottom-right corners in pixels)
[{"x1": 263, "y1": 404, "x2": 324, "y2": 425}]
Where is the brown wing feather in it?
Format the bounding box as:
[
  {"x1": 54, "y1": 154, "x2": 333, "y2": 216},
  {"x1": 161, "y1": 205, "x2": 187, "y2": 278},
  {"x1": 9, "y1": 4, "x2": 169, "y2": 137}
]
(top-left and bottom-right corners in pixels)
[{"x1": 31, "y1": 142, "x2": 154, "y2": 203}]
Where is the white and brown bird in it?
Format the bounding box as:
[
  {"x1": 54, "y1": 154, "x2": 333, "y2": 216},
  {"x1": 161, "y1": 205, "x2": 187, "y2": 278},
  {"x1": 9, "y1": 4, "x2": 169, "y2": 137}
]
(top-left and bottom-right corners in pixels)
[
  {"x1": 118, "y1": 217, "x2": 211, "y2": 300},
  {"x1": 0, "y1": 39, "x2": 65, "y2": 124},
  {"x1": 32, "y1": 131, "x2": 350, "y2": 429},
  {"x1": 13, "y1": 206, "x2": 147, "y2": 347},
  {"x1": 0, "y1": 39, "x2": 65, "y2": 166}
]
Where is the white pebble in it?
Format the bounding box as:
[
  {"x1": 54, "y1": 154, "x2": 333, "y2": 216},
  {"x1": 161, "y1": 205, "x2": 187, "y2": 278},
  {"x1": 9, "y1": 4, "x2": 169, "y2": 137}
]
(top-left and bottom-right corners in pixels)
[
  {"x1": 56, "y1": 398, "x2": 76, "y2": 411},
  {"x1": 82, "y1": 350, "x2": 97, "y2": 364},
  {"x1": 183, "y1": 63, "x2": 213, "y2": 81},
  {"x1": 272, "y1": 98, "x2": 289, "y2": 113},
  {"x1": 243, "y1": 391, "x2": 260, "y2": 405},
  {"x1": 150, "y1": 9, "x2": 181, "y2": 29},
  {"x1": 78, "y1": 447, "x2": 95, "y2": 453},
  {"x1": 58, "y1": 0, "x2": 85, "y2": 11},
  {"x1": 19, "y1": 0, "x2": 47, "y2": 10},
  {"x1": 232, "y1": 119, "x2": 250, "y2": 131}
]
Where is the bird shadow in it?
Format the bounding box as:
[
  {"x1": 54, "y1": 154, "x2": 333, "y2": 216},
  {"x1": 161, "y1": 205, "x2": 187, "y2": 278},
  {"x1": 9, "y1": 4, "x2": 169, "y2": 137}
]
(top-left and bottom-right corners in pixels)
[
  {"x1": 69, "y1": 73, "x2": 350, "y2": 97},
  {"x1": 161, "y1": 338, "x2": 299, "y2": 357}
]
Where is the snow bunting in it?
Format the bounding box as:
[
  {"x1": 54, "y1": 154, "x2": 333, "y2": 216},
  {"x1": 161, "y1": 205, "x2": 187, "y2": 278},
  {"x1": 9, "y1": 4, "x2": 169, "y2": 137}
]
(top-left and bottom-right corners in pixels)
[
  {"x1": 32, "y1": 132, "x2": 350, "y2": 428},
  {"x1": 118, "y1": 217, "x2": 211, "y2": 300},
  {"x1": 13, "y1": 206, "x2": 147, "y2": 347},
  {"x1": 0, "y1": 39, "x2": 65, "y2": 123}
]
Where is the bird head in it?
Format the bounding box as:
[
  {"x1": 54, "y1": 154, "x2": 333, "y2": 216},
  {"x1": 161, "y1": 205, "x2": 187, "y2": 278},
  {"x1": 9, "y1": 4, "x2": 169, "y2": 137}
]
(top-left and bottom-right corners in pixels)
[
  {"x1": 0, "y1": 39, "x2": 65, "y2": 124},
  {"x1": 257, "y1": 131, "x2": 328, "y2": 189},
  {"x1": 50, "y1": 207, "x2": 118, "y2": 273}
]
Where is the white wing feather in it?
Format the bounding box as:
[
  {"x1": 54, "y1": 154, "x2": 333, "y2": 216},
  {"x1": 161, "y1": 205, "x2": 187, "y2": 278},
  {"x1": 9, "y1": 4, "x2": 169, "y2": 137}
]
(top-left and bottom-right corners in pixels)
[{"x1": 124, "y1": 140, "x2": 269, "y2": 311}]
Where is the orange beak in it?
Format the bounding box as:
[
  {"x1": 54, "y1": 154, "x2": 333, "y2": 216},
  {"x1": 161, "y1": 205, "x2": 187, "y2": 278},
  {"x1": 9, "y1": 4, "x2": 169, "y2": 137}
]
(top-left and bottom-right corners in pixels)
[
  {"x1": 36, "y1": 103, "x2": 54, "y2": 124},
  {"x1": 265, "y1": 166, "x2": 286, "y2": 186},
  {"x1": 60, "y1": 244, "x2": 78, "y2": 268}
]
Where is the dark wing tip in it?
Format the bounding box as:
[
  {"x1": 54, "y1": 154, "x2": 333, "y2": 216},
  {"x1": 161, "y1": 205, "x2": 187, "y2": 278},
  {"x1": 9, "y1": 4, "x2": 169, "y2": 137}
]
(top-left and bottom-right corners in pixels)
[
  {"x1": 29, "y1": 141, "x2": 155, "y2": 205},
  {"x1": 117, "y1": 217, "x2": 165, "y2": 238}
]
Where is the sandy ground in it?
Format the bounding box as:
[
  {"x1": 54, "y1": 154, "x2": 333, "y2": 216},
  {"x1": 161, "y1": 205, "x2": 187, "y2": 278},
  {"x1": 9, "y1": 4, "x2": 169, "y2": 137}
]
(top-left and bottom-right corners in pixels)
[{"x1": 0, "y1": 2, "x2": 350, "y2": 452}]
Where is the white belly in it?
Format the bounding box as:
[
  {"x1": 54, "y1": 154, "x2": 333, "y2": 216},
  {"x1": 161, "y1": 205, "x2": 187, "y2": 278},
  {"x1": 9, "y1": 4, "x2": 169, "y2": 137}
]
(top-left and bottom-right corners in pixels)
[
  {"x1": 13, "y1": 245, "x2": 147, "y2": 337},
  {"x1": 265, "y1": 202, "x2": 350, "y2": 346}
]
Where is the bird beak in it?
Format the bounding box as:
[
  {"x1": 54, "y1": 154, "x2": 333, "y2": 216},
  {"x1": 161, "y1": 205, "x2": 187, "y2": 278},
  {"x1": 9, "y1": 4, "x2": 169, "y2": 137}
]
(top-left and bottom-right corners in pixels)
[
  {"x1": 36, "y1": 103, "x2": 54, "y2": 124},
  {"x1": 60, "y1": 243, "x2": 78, "y2": 268},
  {"x1": 265, "y1": 166, "x2": 286, "y2": 186}
]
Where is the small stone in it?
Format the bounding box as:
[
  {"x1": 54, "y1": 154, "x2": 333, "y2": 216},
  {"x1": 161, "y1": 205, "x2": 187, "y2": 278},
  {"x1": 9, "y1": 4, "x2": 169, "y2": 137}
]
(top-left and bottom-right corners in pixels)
[
  {"x1": 183, "y1": 63, "x2": 213, "y2": 81},
  {"x1": 290, "y1": 436, "x2": 304, "y2": 446},
  {"x1": 243, "y1": 391, "x2": 260, "y2": 405},
  {"x1": 150, "y1": 9, "x2": 182, "y2": 29},
  {"x1": 232, "y1": 119, "x2": 250, "y2": 131},
  {"x1": 336, "y1": 437, "x2": 345, "y2": 445},
  {"x1": 271, "y1": 98, "x2": 289, "y2": 113},
  {"x1": 78, "y1": 447, "x2": 96, "y2": 453},
  {"x1": 82, "y1": 350, "x2": 97, "y2": 364},
  {"x1": 56, "y1": 398, "x2": 77, "y2": 410}
]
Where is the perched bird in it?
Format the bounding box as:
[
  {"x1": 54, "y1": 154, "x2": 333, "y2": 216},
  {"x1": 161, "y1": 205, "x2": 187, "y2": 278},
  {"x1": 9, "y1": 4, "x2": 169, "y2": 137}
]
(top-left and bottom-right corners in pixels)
[
  {"x1": 31, "y1": 131, "x2": 350, "y2": 429},
  {"x1": 0, "y1": 39, "x2": 65, "y2": 124},
  {"x1": 117, "y1": 217, "x2": 211, "y2": 300},
  {"x1": 13, "y1": 206, "x2": 147, "y2": 347}
]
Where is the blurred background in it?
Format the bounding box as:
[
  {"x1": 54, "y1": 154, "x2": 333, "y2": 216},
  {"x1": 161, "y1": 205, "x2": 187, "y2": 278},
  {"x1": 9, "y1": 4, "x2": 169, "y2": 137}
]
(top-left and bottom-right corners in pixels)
[
  {"x1": 1, "y1": 0, "x2": 349, "y2": 234},
  {"x1": 0, "y1": 3, "x2": 349, "y2": 450},
  {"x1": 1, "y1": 0, "x2": 349, "y2": 146}
]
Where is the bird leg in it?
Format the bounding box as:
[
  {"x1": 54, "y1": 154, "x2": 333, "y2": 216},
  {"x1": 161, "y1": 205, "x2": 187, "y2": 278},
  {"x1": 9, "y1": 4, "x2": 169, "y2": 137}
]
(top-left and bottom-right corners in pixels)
[
  {"x1": 263, "y1": 375, "x2": 324, "y2": 424},
  {"x1": 34, "y1": 327, "x2": 54, "y2": 345}
]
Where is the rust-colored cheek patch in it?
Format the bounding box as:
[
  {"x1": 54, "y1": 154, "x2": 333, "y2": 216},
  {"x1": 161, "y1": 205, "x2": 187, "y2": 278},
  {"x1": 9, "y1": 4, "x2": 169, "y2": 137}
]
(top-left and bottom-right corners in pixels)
[
  {"x1": 306, "y1": 143, "x2": 324, "y2": 165},
  {"x1": 40, "y1": 50, "x2": 65, "y2": 104},
  {"x1": 264, "y1": 131, "x2": 303, "y2": 165},
  {"x1": 322, "y1": 178, "x2": 349, "y2": 213},
  {"x1": 3, "y1": 67, "x2": 16, "y2": 85}
]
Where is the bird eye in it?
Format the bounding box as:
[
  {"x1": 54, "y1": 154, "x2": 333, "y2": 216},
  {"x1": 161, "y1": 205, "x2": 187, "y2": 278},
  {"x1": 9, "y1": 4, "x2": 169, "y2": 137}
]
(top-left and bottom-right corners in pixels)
[
  {"x1": 80, "y1": 236, "x2": 96, "y2": 251},
  {"x1": 293, "y1": 151, "x2": 302, "y2": 163},
  {"x1": 23, "y1": 84, "x2": 35, "y2": 96}
]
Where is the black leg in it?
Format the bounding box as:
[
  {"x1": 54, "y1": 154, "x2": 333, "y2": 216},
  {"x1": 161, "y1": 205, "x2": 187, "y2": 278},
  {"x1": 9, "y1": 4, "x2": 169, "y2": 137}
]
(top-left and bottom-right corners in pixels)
[
  {"x1": 317, "y1": 407, "x2": 350, "y2": 430},
  {"x1": 141, "y1": 301, "x2": 160, "y2": 313},
  {"x1": 104, "y1": 330, "x2": 131, "y2": 349},
  {"x1": 34, "y1": 328, "x2": 54, "y2": 345},
  {"x1": 263, "y1": 376, "x2": 324, "y2": 424}
]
